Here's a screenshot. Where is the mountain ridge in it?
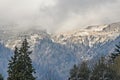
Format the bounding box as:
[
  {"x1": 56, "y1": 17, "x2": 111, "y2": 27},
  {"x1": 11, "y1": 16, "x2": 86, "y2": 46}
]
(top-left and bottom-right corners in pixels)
[{"x1": 0, "y1": 22, "x2": 120, "y2": 80}]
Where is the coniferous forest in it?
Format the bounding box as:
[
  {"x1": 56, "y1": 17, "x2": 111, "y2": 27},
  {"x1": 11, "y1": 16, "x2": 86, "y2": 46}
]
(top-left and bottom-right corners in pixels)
[
  {"x1": 0, "y1": 39, "x2": 120, "y2": 80},
  {"x1": 68, "y1": 42, "x2": 120, "y2": 80}
]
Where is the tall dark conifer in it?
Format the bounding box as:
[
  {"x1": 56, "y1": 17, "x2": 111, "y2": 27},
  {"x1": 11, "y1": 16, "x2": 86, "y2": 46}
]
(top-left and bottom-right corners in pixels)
[
  {"x1": 68, "y1": 61, "x2": 90, "y2": 80},
  {"x1": 68, "y1": 64, "x2": 79, "y2": 80},
  {"x1": 16, "y1": 38, "x2": 36, "y2": 80},
  {"x1": 90, "y1": 57, "x2": 119, "y2": 80},
  {"x1": 77, "y1": 61, "x2": 90, "y2": 80},
  {"x1": 7, "y1": 39, "x2": 36, "y2": 80},
  {"x1": 110, "y1": 42, "x2": 120, "y2": 76},
  {"x1": 111, "y1": 42, "x2": 120, "y2": 61},
  {"x1": 7, "y1": 46, "x2": 19, "y2": 80}
]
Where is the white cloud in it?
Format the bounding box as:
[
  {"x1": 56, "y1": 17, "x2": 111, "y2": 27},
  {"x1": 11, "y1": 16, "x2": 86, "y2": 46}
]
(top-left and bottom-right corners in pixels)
[{"x1": 0, "y1": 0, "x2": 120, "y2": 32}]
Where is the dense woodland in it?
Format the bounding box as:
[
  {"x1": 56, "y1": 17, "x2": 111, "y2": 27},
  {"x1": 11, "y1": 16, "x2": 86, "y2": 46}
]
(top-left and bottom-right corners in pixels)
[{"x1": 0, "y1": 39, "x2": 120, "y2": 80}]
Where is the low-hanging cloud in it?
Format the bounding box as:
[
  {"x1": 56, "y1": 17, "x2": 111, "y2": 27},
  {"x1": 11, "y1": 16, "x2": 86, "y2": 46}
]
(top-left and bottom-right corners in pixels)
[{"x1": 0, "y1": 0, "x2": 120, "y2": 32}]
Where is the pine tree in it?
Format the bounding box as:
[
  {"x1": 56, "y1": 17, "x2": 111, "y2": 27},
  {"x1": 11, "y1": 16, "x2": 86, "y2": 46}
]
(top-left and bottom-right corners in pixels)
[
  {"x1": 111, "y1": 42, "x2": 120, "y2": 61},
  {"x1": 68, "y1": 61, "x2": 90, "y2": 80},
  {"x1": 77, "y1": 61, "x2": 90, "y2": 80},
  {"x1": 0, "y1": 74, "x2": 3, "y2": 80},
  {"x1": 111, "y1": 56, "x2": 120, "y2": 79},
  {"x1": 68, "y1": 64, "x2": 79, "y2": 80},
  {"x1": 90, "y1": 57, "x2": 119, "y2": 80},
  {"x1": 7, "y1": 46, "x2": 19, "y2": 80},
  {"x1": 110, "y1": 42, "x2": 120, "y2": 76},
  {"x1": 7, "y1": 38, "x2": 36, "y2": 80}
]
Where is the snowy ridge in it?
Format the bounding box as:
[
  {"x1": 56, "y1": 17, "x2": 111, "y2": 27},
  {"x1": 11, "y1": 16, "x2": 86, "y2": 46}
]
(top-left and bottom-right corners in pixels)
[
  {"x1": 86, "y1": 25, "x2": 108, "y2": 31},
  {"x1": 53, "y1": 23, "x2": 119, "y2": 46}
]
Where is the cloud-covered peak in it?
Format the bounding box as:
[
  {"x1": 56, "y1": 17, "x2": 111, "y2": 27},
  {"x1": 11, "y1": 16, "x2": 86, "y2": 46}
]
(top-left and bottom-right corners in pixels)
[{"x1": 0, "y1": 0, "x2": 120, "y2": 32}]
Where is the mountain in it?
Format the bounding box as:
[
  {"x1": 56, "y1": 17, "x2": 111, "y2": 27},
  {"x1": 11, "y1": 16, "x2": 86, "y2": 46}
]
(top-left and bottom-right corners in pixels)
[{"x1": 0, "y1": 22, "x2": 120, "y2": 80}]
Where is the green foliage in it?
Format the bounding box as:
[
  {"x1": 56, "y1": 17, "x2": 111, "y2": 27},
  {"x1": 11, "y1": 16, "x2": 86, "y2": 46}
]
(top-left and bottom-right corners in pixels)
[
  {"x1": 111, "y1": 42, "x2": 120, "y2": 61},
  {"x1": 110, "y1": 42, "x2": 120, "y2": 76},
  {"x1": 69, "y1": 64, "x2": 79, "y2": 80},
  {"x1": 7, "y1": 46, "x2": 19, "y2": 80},
  {"x1": 0, "y1": 74, "x2": 3, "y2": 80},
  {"x1": 90, "y1": 57, "x2": 119, "y2": 80},
  {"x1": 7, "y1": 38, "x2": 36, "y2": 80},
  {"x1": 68, "y1": 61, "x2": 90, "y2": 80},
  {"x1": 111, "y1": 56, "x2": 120, "y2": 78},
  {"x1": 77, "y1": 62, "x2": 90, "y2": 80},
  {"x1": 68, "y1": 57, "x2": 120, "y2": 80}
]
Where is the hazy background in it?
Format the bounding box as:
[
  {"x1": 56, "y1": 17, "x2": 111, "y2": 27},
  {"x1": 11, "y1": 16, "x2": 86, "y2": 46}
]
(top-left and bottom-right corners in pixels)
[{"x1": 0, "y1": 0, "x2": 120, "y2": 32}]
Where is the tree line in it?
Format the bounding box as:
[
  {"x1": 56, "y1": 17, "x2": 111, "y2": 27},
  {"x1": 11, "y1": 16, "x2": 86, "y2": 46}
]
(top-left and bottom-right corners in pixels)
[{"x1": 68, "y1": 42, "x2": 120, "y2": 80}]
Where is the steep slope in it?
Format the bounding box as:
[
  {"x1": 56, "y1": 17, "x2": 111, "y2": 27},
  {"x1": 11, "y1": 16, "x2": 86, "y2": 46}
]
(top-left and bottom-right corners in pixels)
[{"x1": 0, "y1": 22, "x2": 120, "y2": 80}]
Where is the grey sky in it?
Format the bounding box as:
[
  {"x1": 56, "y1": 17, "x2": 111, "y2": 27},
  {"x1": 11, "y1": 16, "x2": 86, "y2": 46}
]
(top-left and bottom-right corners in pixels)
[{"x1": 0, "y1": 0, "x2": 120, "y2": 32}]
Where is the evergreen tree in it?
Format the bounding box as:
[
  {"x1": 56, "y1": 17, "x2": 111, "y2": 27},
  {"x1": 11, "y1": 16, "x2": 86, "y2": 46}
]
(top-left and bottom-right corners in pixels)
[
  {"x1": 77, "y1": 62, "x2": 90, "y2": 80},
  {"x1": 7, "y1": 46, "x2": 19, "y2": 80},
  {"x1": 0, "y1": 74, "x2": 3, "y2": 80},
  {"x1": 111, "y1": 42, "x2": 120, "y2": 61},
  {"x1": 111, "y1": 56, "x2": 120, "y2": 78},
  {"x1": 68, "y1": 61, "x2": 90, "y2": 80},
  {"x1": 68, "y1": 64, "x2": 79, "y2": 80},
  {"x1": 110, "y1": 42, "x2": 120, "y2": 76},
  {"x1": 90, "y1": 57, "x2": 119, "y2": 80},
  {"x1": 7, "y1": 39, "x2": 36, "y2": 80}
]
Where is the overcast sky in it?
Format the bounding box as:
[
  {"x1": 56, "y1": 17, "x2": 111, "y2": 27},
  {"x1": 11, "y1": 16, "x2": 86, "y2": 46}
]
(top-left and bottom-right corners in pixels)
[{"x1": 0, "y1": 0, "x2": 120, "y2": 32}]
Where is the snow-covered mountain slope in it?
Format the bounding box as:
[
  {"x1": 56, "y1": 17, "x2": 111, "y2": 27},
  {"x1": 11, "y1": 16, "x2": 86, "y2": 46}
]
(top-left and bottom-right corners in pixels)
[{"x1": 0, "y1": 22, "x2": 120, "y2": 80}]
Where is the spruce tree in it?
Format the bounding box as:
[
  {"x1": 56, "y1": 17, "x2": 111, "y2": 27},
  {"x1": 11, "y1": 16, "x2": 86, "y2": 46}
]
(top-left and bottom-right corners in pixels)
[
  {"x1": 111, "y1": 42, "x2": 120, "y2": 61},
  {"x1": 0, "y1": 74, "x2": 3, "y2": 80},
  {"x1": 17, "y1": 38, "x2": 36, "y2": 80},
  {"x1": 7, "y1": 46, "x2": 19, "y2": 80},
  {"x1": 68, "y1": 64, "x2": 79, "y2": 80},
  {"x1": 90, "y1": 57, "x2": 118, "y2": 80},
  {"x1": 111, "y1": 56, "x2": 120, "y2": 79},
  {"x1": 110, "y1": 42, "x2": 120, "y2": 76},
  {"x1": 77, "y1": 61, "x2": 90, "y2": 80},
  {"x1": 7, "y1": 39, "x2": 36, "y2": 80},
  {"x1": 68, "y1": 61, "x2": 90, "y2": 80}
]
